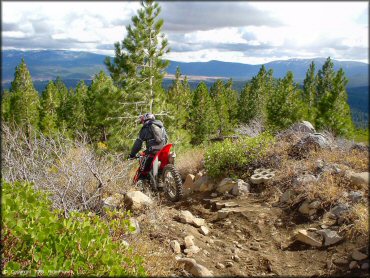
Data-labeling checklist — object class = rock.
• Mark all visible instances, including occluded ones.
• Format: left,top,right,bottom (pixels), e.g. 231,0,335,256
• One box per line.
361,262,369,270
124,191,153,211
210,192,218,198
308,209,317,216
217,209,229,220
295,229,322,247
322,212,337,226
316,229,343,246
176,210,205,228
330,204,349,218
348,191,363,203
309,200,321,209
231,179,250,196
129,218,141,234
352,250,368,261
194,176,213,192
232,255,241,262
224,202,239,208
216,263,225,269
225,260,234,267
183,174,195,192
184,235,195,248
290,121,316,133
333,258,348,265
280,189,294,203
203,249,210,256
349,261,359,270
122,240,129,247
170,240,181,254
199,226,210,236
184,245,201,254
290,133,330,158
177,258,213,277
215,202,225,210
103,193,124,208
293,174,317,188
348,172,369,188
299,200,310,215
194,172,203,182
216,178,237,193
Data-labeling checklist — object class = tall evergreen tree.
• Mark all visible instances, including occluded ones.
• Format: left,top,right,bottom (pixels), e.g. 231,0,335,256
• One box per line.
105,0,170,114
210,80,229,136
39,81,59,136
266,71,304,130
189,82,217,144
238,66,273,124
224,79,239,125
68,80,88,133
85,71,122,146
1,90,12,123
8,59,40,131
302,61,317,122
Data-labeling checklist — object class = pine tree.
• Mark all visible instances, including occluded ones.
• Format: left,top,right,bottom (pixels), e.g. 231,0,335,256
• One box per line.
85,71,122,145
39,81,59,136
302,62,317,122
53,77,70,131
8,59,40,131
105,0,170,114
266,71,304,130
224,79,239,126
238,66,273,124
68,80,88,133
1,89,12,123
210,80,230,136
189,82,217,144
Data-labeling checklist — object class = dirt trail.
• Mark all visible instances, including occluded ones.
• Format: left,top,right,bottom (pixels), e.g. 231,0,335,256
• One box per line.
135,190,366,277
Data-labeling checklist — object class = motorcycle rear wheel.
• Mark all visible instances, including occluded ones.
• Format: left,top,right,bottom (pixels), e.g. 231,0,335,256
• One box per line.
162,164,183,202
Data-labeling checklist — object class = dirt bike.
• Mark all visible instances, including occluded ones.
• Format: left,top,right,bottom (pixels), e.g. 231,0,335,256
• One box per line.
131,144,183,202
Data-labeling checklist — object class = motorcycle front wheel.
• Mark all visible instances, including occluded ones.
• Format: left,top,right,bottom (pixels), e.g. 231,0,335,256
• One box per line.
162,164,183,202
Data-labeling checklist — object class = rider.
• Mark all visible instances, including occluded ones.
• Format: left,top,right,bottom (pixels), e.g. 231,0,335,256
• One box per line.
128,113,168,173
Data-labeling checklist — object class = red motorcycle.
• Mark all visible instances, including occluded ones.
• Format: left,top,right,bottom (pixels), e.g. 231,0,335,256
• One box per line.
132,144,183,202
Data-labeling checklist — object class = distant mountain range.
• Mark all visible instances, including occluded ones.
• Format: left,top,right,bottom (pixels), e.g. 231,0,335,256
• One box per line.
2,50,368,87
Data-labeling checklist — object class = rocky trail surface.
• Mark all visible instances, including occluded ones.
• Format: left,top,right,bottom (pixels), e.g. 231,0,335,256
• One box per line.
106,121,369,277
134,190,365,277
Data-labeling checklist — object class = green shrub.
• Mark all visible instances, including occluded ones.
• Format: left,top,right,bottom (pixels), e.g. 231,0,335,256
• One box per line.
2,181,146,276
204,132,274,178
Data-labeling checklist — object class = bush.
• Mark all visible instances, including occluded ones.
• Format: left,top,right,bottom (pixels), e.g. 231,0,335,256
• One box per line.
205,132,274,178
2,181,146,276
176,146,205,179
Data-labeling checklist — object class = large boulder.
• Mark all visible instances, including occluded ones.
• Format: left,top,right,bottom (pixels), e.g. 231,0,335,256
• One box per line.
231,180,250,196
290,133,331,158
293,174,317,188
124,191,153,211
216,178,236,193
290,121,316,133
194,175,214,192
347,171,369,188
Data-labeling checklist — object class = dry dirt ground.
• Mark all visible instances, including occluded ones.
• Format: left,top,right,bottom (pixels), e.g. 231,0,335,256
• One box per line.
127,189,368,277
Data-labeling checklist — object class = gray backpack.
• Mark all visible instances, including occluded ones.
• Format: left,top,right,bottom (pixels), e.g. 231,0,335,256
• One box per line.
151,124,166,145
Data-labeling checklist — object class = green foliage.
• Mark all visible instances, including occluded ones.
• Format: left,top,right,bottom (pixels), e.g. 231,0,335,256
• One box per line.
39,81,59,136
238,66,273,124
314,58,354,137
105,0,170,113
8,59,40,130
2,180,146,276
204,132,274,178
266,71,305,131
189,82,218,144
302,61,317,122
353,128,369,144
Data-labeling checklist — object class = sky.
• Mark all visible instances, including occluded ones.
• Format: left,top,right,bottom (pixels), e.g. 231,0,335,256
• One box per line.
2,1,369,64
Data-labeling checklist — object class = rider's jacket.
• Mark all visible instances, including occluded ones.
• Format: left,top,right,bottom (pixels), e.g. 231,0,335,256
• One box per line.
130,120,168,157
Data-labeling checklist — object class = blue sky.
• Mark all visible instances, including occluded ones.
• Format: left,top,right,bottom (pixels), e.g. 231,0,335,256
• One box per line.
2,1,368,64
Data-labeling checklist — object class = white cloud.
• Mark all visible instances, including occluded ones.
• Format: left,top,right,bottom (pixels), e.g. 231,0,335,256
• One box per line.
2,1,368,64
